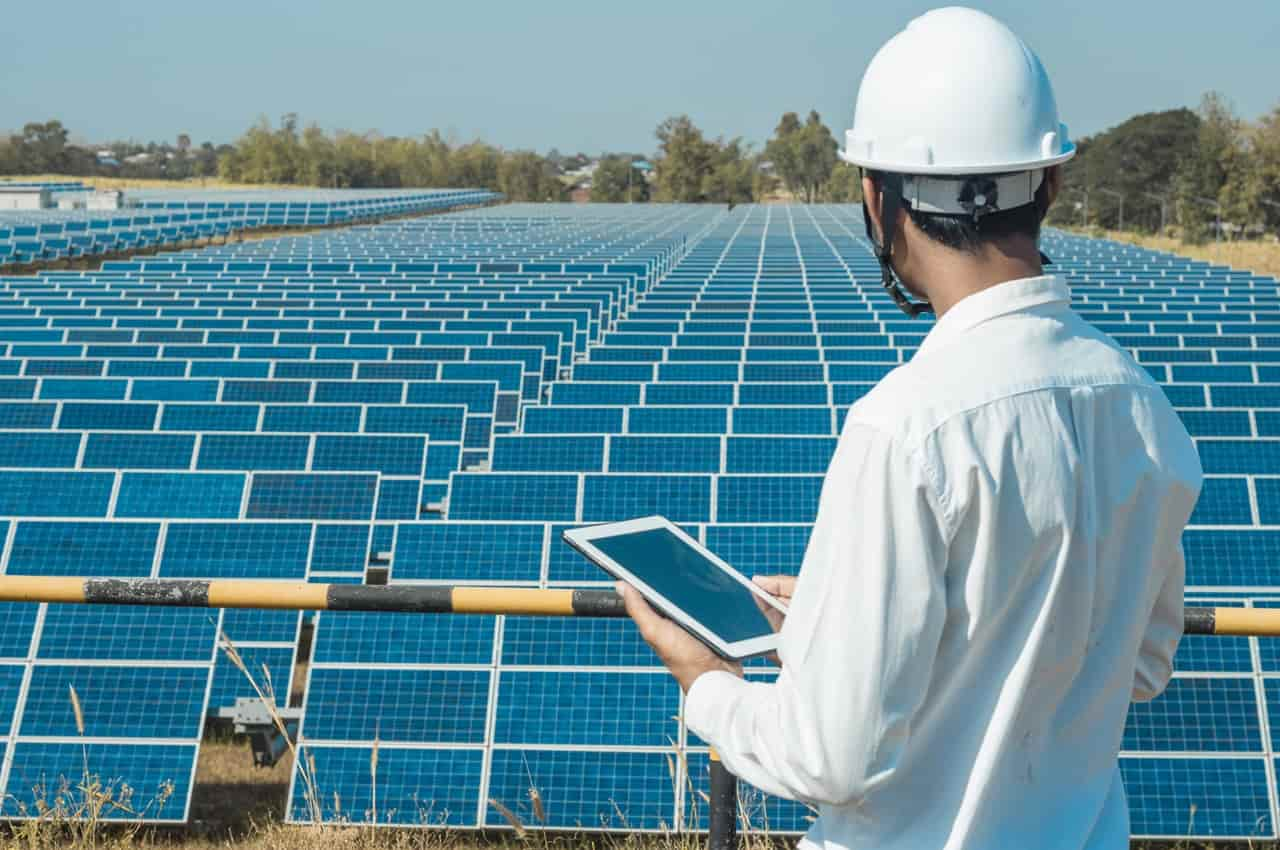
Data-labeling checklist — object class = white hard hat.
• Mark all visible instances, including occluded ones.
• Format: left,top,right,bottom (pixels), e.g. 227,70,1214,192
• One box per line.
839,6,1074,176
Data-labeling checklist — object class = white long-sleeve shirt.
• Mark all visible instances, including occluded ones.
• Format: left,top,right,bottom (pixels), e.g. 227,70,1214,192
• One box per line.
686,275,1203,850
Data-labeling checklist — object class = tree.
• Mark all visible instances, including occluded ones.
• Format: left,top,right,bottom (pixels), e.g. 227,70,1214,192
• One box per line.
10,120,71,173
1175,93,1237,242
821,162,862,202
1254,105,1280,234
652,115,758,203
499,151,564,201
765,112,803,198
219,114,306,183
1220,125,1265,239
1047,107,1201,232
653,116,718,202
702,141,755,204
591,156,649,202
765,110,839,202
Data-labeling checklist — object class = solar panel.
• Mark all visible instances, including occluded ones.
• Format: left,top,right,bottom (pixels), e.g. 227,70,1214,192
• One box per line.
2,203,1280,835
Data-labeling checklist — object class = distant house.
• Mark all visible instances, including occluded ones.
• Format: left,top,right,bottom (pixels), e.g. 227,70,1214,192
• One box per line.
568,179,592,203
0,186,50,210
563,161,599,182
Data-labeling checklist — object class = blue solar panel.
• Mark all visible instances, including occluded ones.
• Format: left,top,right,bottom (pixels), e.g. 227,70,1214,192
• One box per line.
1183,529,1280,586
0,470,114,516
20,665,208,737
606,435,719,473
448,473,578,521
261,405,362,433
492,435,605,472
115,473,245,519
724,436,835,473
717,475,823,523
288,745,482,826
365,405,466,440
197,434,310,471
1124,677,1261,751
394,522,544,582
581,474,711,523
58,401,158,431
486,748,675,830
82,433,197,469
1189,477,1253,526
0,603,38,658
37,605,216,661
6,520,158,576
1199,440,1280,474
1120,757,1271,838
496,670,678,747
159,522,311,578
2,742,197,822
704,525,810,578
501,616,656,667
523,406,624,435
245,473,377,521
302,668,489,743
316,611,495,665
732,406,833,435
0,431,80,467
160,403,259,432
629,406,728,435
219,608,301,644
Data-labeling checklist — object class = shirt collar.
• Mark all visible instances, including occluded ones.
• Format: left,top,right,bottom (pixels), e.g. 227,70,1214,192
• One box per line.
915,275,1070,357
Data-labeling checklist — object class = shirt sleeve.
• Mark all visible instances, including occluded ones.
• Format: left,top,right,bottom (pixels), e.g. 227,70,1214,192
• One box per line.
1131,541,1185,703
684,423,949,807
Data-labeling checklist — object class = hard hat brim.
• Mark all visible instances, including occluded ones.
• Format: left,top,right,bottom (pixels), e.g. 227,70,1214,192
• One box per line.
838,143,1076,176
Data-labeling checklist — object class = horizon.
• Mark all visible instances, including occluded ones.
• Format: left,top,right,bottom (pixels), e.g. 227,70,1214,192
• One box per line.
3,0,1278,155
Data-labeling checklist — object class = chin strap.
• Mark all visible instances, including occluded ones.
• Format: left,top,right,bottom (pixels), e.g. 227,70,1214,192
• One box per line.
862,171,934,318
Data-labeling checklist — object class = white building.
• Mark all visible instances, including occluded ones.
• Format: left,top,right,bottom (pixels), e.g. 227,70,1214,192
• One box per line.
0,186,50,210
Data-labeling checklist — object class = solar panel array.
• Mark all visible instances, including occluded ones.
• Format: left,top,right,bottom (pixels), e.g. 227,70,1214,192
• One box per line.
0,189,497,267
0,202,1278,840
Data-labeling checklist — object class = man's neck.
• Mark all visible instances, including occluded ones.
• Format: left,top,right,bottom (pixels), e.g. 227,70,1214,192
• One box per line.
922,237,1045,318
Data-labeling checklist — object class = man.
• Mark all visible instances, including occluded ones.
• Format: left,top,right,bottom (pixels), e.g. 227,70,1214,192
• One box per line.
619,7,1202,849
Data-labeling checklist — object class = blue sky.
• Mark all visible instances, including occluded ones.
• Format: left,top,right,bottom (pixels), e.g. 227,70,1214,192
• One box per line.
4,0,1277,153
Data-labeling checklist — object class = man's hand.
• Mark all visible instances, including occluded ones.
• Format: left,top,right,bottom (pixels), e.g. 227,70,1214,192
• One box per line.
749,574,797,666
617,581,741,692
751,574,797,633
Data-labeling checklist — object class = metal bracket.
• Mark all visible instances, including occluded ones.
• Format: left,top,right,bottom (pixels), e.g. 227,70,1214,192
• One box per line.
215,697,302,768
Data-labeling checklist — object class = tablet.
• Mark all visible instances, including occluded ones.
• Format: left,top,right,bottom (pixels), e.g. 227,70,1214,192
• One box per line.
562,515,785,660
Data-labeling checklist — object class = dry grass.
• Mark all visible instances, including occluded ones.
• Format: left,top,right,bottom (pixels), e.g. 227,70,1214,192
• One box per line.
1063,227,1280,280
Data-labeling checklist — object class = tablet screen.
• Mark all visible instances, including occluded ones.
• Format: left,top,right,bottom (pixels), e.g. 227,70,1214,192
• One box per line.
590,526,775,644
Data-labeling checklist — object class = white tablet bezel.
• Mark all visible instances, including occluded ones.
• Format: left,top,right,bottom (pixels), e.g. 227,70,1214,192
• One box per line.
562,515,786,661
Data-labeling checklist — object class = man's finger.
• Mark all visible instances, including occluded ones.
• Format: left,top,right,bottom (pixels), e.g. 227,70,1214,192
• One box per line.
752,575,779,594
618,582,664,643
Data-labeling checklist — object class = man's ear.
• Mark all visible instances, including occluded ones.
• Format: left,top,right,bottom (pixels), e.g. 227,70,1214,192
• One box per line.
1043,165,1061,208
862,175,883,243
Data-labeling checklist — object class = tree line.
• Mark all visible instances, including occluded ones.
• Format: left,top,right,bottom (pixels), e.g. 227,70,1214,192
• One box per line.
4,93,1279,243
0,111,862,205
1047,93,1280,243
0,120,227,181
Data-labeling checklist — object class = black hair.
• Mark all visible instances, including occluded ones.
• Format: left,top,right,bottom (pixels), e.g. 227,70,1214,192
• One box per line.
868,170,1049,255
